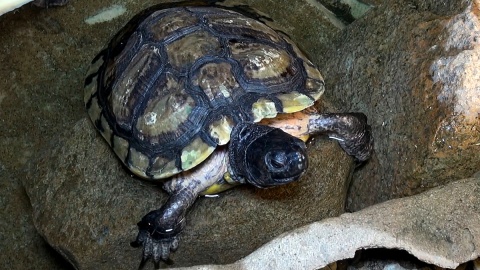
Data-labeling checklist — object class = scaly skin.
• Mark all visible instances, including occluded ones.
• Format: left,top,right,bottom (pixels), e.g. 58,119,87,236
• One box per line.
261,108,373,161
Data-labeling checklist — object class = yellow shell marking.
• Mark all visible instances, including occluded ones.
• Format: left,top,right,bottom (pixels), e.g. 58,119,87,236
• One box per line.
112,135,129,164
209,116,234,145
150,156,180,179
251,98,278,122
128,147,149,178
181,137,215,171
86,97,103,127
96,115,113,146
276,92,314,113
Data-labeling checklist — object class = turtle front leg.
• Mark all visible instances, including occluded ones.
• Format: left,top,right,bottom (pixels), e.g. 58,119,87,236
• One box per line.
309,113,373,162
131,148,229,269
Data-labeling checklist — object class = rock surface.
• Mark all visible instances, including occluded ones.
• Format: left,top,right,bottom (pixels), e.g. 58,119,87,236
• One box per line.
319,0,480,210
175,175,480,270
0,169,72,270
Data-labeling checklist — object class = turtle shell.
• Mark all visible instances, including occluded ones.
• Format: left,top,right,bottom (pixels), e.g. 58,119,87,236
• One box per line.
84,5,325,179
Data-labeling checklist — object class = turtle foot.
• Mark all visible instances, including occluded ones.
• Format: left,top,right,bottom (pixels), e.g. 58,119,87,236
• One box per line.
131,208,185,269
131,229,178,269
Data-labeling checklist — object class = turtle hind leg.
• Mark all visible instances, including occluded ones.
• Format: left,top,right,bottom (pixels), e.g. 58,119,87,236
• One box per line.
132,148,229,268
308,113,374,162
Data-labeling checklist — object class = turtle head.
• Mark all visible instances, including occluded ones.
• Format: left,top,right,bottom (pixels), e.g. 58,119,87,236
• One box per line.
229,122,308,188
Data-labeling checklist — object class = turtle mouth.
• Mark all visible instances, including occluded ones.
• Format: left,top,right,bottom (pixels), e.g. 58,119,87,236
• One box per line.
245,148,307,188
260,150,307,185
262,171,306,186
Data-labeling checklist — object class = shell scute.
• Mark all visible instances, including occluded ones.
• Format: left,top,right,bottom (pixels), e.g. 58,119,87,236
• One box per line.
109,43,165,130
165,30,222,70
208,116,235,145
230,42,294,83
192,62,239,103
135,73,195,142
204,11,281,44
180,137,216,171
145,9,200,43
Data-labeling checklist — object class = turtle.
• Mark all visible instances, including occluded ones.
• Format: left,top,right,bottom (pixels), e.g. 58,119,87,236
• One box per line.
84,1,373,268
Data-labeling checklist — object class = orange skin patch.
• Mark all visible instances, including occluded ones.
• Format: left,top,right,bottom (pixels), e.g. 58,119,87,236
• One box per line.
259,108,317,142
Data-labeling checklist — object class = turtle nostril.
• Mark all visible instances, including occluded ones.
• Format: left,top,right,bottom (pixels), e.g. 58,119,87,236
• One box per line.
267,152,287,169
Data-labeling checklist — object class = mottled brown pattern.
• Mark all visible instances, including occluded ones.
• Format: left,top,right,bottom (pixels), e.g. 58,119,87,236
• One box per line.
166,30,222,70
230,42,293,82
147,9,200,42
193,62,239,102
110,44,163,129
136,74,194,140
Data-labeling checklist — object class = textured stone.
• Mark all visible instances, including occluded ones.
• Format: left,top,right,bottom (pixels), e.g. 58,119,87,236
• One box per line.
317,0,374,21
175,176,480,270
319,0,480,210
0,169,72,270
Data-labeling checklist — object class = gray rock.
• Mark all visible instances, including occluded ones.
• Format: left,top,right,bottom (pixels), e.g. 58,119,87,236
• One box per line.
0,169,71,270
24,118,354,269
319,0,480,210
175,176,480,270
355,0,383,7
317,0,374,20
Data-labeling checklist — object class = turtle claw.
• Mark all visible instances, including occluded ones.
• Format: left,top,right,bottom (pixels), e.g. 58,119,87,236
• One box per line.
132,229,179,269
